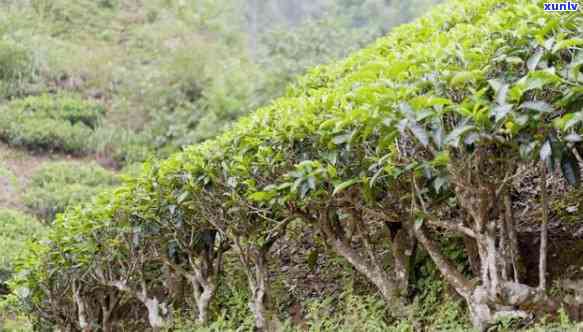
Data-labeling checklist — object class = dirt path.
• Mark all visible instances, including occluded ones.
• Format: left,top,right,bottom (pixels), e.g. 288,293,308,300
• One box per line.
0,142,100,210
0,143,52,210
0,142,114,211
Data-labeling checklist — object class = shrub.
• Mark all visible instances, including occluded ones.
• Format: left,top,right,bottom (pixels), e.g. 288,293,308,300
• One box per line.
0,38,34,99
0,209,43,331
0,209,44,291
3,118,91,153
89,126,154,166
23,161,119,221
10,1,583,331
0,94,105,154
6,93,104,129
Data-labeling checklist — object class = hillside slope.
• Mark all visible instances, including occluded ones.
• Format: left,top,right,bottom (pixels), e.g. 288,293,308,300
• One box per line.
5,0,583,331
0,1,446,330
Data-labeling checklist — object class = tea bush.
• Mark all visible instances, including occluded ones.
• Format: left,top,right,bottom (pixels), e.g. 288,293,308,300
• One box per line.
9,1,583,331
89,126,154,166
0,38,34,99
0,94,105,154
23,161,118,221
0,209,44,291
0,209,43,332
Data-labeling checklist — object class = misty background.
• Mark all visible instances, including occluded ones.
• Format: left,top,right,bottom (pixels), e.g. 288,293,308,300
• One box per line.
0,0,442,162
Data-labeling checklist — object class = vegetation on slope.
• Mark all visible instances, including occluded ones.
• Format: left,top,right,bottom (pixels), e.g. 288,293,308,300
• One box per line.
0,0,440,167
5,0,583,331
0,1,454,330
0,209,44,331
0,209,45,293
23,161,119,222
0,95,105,154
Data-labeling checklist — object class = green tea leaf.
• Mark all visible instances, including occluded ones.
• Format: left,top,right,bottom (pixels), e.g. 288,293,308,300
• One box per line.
552,38,583,53
332,179,361,196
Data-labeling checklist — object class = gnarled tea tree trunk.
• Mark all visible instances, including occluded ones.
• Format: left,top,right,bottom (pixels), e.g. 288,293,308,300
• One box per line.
244,246,280,332
387,217,417,296
297,201,411,315
95,265,169,331
162,229,228,325
414,222,548,331
163,262,219,325
413,152,553,331
110,280,168,332
318,208,400,304
97,288,124,332
72,282,91,332
208,213,291,332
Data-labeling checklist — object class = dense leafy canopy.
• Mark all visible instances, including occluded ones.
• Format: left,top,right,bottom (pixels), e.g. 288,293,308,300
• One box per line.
0,209,44,291
8,0,583,331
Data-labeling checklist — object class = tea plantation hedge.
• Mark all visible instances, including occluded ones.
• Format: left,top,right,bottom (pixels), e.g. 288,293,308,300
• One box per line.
8,1,583,331
0,94,105,154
